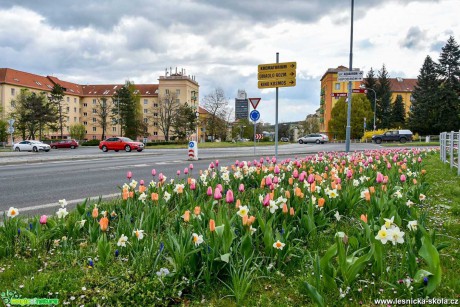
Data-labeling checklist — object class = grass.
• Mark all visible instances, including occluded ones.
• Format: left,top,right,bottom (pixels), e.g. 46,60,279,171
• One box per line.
0,153,459,306
380,142,440,147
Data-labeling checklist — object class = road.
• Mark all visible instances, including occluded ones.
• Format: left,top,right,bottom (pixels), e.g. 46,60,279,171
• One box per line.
0,143,381,216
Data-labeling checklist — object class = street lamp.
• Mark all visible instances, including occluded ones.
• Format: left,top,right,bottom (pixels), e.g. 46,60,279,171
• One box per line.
361,86,377,131
195,110,199,143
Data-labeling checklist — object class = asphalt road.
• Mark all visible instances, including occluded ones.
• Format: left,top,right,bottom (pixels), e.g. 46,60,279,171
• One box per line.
0,143,381,217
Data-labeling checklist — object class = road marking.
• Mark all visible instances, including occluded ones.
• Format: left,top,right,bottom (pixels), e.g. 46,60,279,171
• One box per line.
0,193,120,215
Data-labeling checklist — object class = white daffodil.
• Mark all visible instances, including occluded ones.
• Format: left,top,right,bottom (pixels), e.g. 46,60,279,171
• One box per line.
133,229,145,240
56,208,68,219
334,211,341,221
192,233,204,247
7,207,19,218
250,226,257,235
384,216,395,229
419,194,426,201
122,183,130,190
163,192,171,202
328,189,339,199
237,206,249,217
406,200,414,207
258,194,264,203
59,199,68,208
173,184,185,194
389,226,405,245
353,179,360,187
269,201,279,214
273,240,285,250
393,190,403,198
129,179,138,189
149,180,156,187
77,219,86,229
407,220,418,231
138,192,147,203
375,226,392,244
117,234,128,247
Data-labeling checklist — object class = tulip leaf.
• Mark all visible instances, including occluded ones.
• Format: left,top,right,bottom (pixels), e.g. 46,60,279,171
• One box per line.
220,253,230,263
302,281,325,307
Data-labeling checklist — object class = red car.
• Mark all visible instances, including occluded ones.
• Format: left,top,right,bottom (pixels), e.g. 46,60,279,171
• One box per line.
99,137,144,152
50,139,79,149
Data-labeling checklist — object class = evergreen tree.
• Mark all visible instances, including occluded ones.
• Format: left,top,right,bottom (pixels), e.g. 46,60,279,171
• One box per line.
408,55,439,135
376,64,393,129
363,67,378,112
390,95,406,128
112,81,143,140
171,103,197,141
436,36,460,132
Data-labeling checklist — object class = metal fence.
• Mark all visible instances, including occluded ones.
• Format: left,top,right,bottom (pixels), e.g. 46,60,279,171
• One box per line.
440,131,460,176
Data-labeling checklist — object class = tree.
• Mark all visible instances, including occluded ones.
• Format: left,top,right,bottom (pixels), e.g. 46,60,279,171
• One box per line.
112,81,144,140
48,84,66,139
155,92,180,141
408,55,439,135
0,120,7,145
70,123,86,141
375,64,393,129
171,103,197,141
329,95,373,140
299,115,320,135
390,95,406,128
95,97,111,140
363,67,378,113
435,36,460,132
202,88,230,141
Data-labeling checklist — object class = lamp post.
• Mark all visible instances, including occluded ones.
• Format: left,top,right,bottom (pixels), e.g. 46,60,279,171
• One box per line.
195,110,199,143
362,86,377,131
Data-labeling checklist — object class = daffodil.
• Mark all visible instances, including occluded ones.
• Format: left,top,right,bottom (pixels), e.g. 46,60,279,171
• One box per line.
375,226,392,244
250,226,257,235
389,226,405,245
156,268,170,277
56,208,68,219
334,211,341,221
268,201,278,214
129,179,138,189
419,194,426,201
407,220,418,231
384,216,394,229
273,240,285,250
138,192,147,203
59,199,68,208
7,207,19,218
117,234,128,247
237,206,249,217
133,229,145,240
192,233,204,247
163,192,171,202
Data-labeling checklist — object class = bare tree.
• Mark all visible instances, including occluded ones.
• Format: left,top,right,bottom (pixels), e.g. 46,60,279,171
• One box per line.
95,97,112,140
202,88,230,141
154,92,180,141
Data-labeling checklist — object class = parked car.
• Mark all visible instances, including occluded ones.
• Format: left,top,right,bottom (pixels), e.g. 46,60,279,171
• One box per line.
280,137,290,142
298,133,329,144
13,140,51,152
99,137,144,152
372,129,413,144
50,139,79,149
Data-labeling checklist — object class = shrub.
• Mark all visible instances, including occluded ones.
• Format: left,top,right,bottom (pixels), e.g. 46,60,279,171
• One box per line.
81,139,101,146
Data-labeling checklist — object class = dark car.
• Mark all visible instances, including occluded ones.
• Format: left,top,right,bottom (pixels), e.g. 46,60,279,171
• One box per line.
99,137,144,152
372,129,413,144
280,137,290,142
50,139,79,149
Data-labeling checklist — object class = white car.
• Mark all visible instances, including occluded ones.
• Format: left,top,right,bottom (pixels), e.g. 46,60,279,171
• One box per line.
13,140,51,152
298,133,329,144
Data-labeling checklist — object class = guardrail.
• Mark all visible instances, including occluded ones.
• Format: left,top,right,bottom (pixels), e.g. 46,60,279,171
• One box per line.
440,131,460,175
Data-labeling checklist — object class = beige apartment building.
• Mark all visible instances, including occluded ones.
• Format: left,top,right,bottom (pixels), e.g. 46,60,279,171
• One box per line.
0,67,203,143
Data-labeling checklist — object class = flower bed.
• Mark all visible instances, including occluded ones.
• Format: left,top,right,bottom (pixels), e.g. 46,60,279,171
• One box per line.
1,148,450,305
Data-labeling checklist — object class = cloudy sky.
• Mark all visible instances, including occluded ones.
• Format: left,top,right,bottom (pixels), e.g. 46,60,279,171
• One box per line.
0,0,458,124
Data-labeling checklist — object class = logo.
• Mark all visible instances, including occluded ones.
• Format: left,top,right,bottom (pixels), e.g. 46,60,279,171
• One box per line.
1,290,59,306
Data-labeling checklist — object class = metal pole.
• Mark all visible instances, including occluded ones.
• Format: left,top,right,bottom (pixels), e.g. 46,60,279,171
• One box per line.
117,97,120,136
253,121,256,156
275,52,279,161
345,0,354,153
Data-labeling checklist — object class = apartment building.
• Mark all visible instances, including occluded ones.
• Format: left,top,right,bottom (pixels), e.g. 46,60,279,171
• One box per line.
0,67,202,142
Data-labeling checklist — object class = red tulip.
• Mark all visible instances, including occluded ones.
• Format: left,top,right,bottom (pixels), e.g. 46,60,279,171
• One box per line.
39,215,47,225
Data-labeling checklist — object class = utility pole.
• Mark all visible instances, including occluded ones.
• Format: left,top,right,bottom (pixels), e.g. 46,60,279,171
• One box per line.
345,0,354,152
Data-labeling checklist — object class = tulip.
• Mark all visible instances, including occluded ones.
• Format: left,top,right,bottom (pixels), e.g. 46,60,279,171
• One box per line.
274,165,280,174
369,186,375,194
400,174,406,182
236,199,241,208
184,168,189,175
176,170,181,176
214,189,222,200
207,186,213,196
209,219,216,232
242,215,248,226
307,174,315,184
346,169,353,179
39,215,47,225
248,215,256,225
129,191,134,198
413,178,417,185
140,180,144,186
139,185,146,193
293,169,299,179
182,210,190,222
273,176,279,184
209,162,215,169
226,190,234,203
260,178,266,188
282,203,288,214
92,207,99,218
299,172,305,182
376,172,384,183
238,183,245,192
99,216,109,232
285,190,291,198
122,190,129,200
265,176,272,186
263,194,270,207
364,191,370,202
189,163,194,170
127,171,132,179
151,193,159,201
360,214,368,223
310,181,316,193
194,206,201,216
318,198,325,207
289,207,295,216
151,169,156,176
190,181,196,190
288,178,294,185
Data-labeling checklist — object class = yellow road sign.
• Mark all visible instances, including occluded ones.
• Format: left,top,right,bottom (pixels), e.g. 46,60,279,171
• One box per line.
258,69,296,80
258,78,296,89
258,62,296,73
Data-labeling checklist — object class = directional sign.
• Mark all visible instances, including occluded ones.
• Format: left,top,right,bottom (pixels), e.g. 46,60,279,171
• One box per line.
8,119,15,126
258,78,296,89
353,88,367,93
258,70,295,80
337,71,364,82
258,62,296,72
248,98,261,109
331,89,367,97
249,110,260,122
255,134,263,140
331,92,348,98
188,141,195,148
8,127,14,134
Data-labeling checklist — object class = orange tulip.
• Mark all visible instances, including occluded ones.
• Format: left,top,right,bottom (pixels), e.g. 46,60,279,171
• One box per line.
310,181,316,193
129,191,134,198
421,169,426,175
360,214,368,223
122,190,129,200
99,216,109,231
318,197,325,207
194,206,201,216
413,178,417,185
182,210,190,222
322,172,328,179
235,199,241,209
288,177,294,185
269,191,274,200
369,186,375,194
289,207,295,216
248,215,256,225
151,193,159,201
242,215,248,226
187,177,192,185
337,184,342,191
381,184,387,192
260,178,266,188
139,185,146,193
209,219,216,232
92,207,99,218
285,190,291,199
282,203,288,214
295,187,302,197
364,191,370,202
331,181,337,190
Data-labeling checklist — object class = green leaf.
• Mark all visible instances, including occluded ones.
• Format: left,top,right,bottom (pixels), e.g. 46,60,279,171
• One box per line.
220,253,230,263
414,269,433,284
302,282,325,307
419,234,442,294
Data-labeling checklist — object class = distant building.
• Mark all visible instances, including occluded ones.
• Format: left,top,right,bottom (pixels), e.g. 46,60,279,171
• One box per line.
235,89,249,120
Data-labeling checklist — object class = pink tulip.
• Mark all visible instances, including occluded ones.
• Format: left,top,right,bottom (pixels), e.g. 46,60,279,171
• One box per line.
39,215,47,225
263,194,270,207
177,170,181,176
159,173,164,182
335,177,342,184
214,188,222,200
271,157,276,164
239,183,245,192
189,163,194,170
273,176,279,184
376,172,384,183
127,171,132,180
260,157,264,164
151,169,156,176
274,165,280,174
269,184,275,191
226,190,234,203
140,180,144,186
299,172,305,182
307,174,315,184
215,160,219,167
235,160,239,166
247,162,251,166
184,168,189,175
209,162,215,169
207,186,213,196
346,169,353,179
400,174,406,182
265,176,272,186
293,169,299,179
387,162,392,169
418,157,422,163
190,181,196,190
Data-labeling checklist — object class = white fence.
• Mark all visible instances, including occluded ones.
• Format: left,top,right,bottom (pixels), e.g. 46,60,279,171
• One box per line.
440,131,460,176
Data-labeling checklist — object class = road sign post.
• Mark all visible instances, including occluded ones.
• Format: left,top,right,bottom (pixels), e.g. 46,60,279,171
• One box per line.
188,141,198,161
249,110,260,156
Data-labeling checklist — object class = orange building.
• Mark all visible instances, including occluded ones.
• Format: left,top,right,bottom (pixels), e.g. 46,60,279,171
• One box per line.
319,66,417,133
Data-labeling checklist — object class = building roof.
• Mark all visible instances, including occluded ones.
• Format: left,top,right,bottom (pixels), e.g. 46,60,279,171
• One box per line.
389,77,417,93
81,84,159,97
0,68,57,93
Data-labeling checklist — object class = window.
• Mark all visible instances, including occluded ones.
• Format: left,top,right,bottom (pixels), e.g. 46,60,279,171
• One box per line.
93,118,96,123
153,132,158,136
335,83,341,90
143,118,148,123
144,127,148,133
11,101,16,108
92,109,97,114
92,135,97,140
93,99,97,105
165,89,170,95
11,88,15,96
144,99,148,104
67,97,70,102
74,117,77,122
153,112,158,117
74,107,77,112
176,99,180,104
83,121,88,125
144,109,148,114
176,89,180,96
92,127,97,132
66,127,70,132
83,112,88,116
83,103,88,107
154,103,158,107
74,98,77,103
66,116,70,121
153,122,158,126
66,107,70,112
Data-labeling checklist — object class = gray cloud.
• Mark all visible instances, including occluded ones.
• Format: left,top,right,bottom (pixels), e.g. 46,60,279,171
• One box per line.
400,26,427,49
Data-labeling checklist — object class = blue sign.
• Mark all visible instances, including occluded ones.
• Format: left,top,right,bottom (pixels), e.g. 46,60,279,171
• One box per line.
249,110,260,122
189,141,195,148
